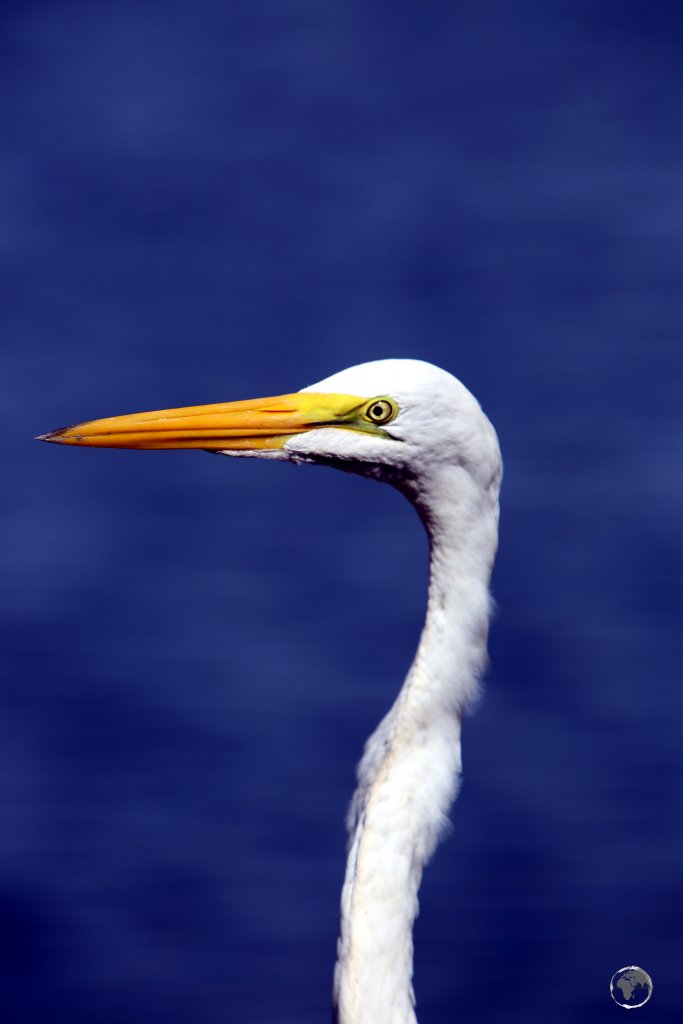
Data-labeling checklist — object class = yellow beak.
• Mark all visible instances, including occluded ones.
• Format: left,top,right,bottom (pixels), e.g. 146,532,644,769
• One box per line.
36,392,369,451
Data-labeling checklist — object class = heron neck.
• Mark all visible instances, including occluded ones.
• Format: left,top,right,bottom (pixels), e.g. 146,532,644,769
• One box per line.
334,464,500,1024
411,464,499,711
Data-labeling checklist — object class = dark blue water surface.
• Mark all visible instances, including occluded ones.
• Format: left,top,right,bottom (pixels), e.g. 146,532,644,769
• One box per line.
2,2,682,1022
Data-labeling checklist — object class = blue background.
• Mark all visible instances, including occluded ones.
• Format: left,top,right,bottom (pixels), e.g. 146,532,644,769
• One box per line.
2,2,682,1021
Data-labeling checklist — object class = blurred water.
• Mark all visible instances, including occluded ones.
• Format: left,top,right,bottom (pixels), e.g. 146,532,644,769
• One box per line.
1,2,682,1022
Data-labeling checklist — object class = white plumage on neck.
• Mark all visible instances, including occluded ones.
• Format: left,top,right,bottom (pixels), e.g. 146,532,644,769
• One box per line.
334,458,500,1024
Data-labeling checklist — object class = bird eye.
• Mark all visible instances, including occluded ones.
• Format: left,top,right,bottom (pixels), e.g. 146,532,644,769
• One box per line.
365,398,396,425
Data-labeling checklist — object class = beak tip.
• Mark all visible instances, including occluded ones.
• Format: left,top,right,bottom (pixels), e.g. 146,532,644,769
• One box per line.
36,426,73,443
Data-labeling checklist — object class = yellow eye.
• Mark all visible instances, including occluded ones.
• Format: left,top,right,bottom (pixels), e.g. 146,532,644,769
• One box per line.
364,398,396,425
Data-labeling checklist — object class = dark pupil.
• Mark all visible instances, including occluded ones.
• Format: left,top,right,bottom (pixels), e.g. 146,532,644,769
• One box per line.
372,403,386,420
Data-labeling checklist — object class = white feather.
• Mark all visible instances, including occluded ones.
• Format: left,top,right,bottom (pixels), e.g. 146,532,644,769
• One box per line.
293,361,501,1023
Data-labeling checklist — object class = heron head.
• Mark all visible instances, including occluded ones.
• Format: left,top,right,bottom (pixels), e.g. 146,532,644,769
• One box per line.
37,358,500,494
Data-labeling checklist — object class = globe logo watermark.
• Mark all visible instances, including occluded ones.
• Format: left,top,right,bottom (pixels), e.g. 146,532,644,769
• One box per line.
610,966,653,1009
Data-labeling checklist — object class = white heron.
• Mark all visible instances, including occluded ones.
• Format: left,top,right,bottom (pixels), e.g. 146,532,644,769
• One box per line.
39,358,502,1024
